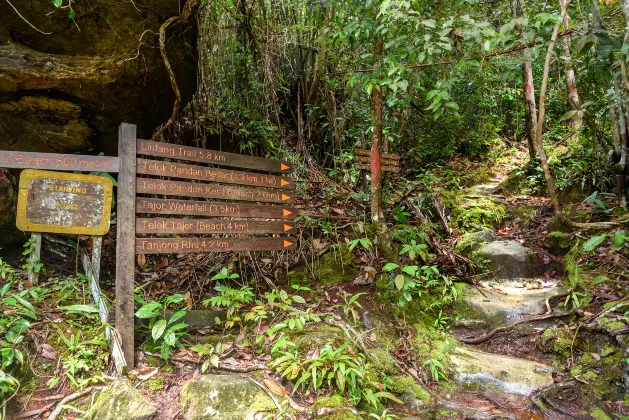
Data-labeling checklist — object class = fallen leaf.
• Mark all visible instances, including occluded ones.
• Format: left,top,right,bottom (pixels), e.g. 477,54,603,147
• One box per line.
40,344,57,360
137,367,159,381
590,352,601,362
263,379,286,396
137,254,146,268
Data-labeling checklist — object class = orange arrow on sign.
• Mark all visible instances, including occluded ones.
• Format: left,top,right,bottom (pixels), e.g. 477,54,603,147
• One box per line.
283,240,293,248
280,179,290,186
284,224,293,232
280,163,290,171
282,209,293,217
281,193,291,201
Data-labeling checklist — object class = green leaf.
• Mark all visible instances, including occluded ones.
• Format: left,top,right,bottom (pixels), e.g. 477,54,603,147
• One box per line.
582,235,607,252
382,263,399,272
394,274,405,290
560,110,578,122
68,9,75,19
60,304,99,314
292,295,306,304
611,230,629,251
168,310,187,325
209,354,219,368
135,302,162,318
164,332,176,346
152,319,167,340
52,0,62,7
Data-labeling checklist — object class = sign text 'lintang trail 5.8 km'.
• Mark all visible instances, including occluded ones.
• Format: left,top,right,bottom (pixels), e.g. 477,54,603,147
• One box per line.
137,139,293,173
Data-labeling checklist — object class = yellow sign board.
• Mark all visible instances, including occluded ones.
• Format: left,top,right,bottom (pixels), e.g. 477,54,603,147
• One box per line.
17,169,113,235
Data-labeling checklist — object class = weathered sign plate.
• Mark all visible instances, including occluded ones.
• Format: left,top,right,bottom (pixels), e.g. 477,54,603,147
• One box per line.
354,156,400,166
355,163,400,173
354,149,400,161
0,151,119,172
136,237,296,254
137,139,293,173
137,159,293,189
136,218,295,234
136,178,293,203
17,169,113,235
136,198,296,219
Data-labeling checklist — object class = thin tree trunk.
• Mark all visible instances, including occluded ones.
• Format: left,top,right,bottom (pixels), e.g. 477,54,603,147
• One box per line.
535,7,565,215
370,34,393,255
514,0,538,160
558,0,582,134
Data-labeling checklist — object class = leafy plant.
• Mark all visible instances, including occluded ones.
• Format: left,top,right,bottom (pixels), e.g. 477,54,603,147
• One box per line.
135,294,189,359
400,240,430,262
423,358,446,382
382,263,457,308
0,259,14,280
22,236,44,274
348,238,372,252
392,205,411,225
190,343,221,373
332,292,366,325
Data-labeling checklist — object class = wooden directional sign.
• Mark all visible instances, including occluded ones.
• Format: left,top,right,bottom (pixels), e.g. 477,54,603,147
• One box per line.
136,198,296,219
354,156,400,166
354,149,400,161
0,150,119,172
136,237,296,254
137,159,293,189
355,163,400,173
16,169,113,235
136,218,295,235
136,178,293,204
137,139,293,173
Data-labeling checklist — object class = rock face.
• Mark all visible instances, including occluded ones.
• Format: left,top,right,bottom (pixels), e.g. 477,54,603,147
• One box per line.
0,0,196,154
180,374,287,420
476,240,545,279
0,169,22,247
87,378,156,420
450,346,554,396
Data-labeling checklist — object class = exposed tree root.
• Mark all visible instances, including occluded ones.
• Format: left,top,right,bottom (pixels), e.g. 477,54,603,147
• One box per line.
48,386,103,420
152,0,203,140
531,381,588,419
459,311,574,345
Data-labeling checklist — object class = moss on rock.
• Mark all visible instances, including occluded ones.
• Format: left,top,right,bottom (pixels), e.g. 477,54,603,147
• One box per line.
180,374,288,420
539,327,574,357
87,378,156,420
455,230,495,256
440,190,506,233
287,325,344,353
312,395,360,420
546,231,574,251
314,246,359,285
590,407,612,420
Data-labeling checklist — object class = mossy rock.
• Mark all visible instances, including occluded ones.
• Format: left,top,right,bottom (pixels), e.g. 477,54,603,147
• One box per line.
141,378,165,391
455,229,495,256
197,333,236,347
366,348,398,376
287,325,344,353
508,205,539,228
87,378,156,420
590,407,613,420
539,327,574,357
546,231,574,251
313,395,360,419
390,375,431,413
440,190,507,233
313,246,359,286
180,374,288,419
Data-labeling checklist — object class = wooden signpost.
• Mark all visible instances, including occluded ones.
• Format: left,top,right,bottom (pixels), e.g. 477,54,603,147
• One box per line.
0,123,299,374
354,149,401,174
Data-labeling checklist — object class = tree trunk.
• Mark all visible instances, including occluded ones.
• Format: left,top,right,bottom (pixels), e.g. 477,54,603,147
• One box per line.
535,6,564,215
514,0,538,160
558,0,582,134
370,35,393,256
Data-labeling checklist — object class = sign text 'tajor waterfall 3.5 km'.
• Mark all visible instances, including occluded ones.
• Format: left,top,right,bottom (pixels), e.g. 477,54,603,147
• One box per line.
134,138,297,254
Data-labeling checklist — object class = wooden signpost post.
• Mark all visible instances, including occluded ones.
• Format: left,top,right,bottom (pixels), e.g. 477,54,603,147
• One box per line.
115,123,297,368
0,122,298,374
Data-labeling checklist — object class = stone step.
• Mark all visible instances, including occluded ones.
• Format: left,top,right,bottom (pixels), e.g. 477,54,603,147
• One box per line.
450,346,554,397
476,240,548,279
458,279,564,326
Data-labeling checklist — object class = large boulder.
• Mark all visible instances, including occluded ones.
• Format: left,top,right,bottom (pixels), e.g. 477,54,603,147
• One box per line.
0,0,196,154
476,240,545,279
87,378,156,420
180,374,288,420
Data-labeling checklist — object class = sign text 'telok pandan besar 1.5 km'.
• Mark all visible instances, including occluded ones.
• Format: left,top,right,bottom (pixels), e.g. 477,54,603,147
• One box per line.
134,138,297,254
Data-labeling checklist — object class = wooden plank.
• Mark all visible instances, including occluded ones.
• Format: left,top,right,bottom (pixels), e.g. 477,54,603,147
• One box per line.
136,178,294,204
355,163,400,173
136,237,297,254
108,309,227,327
354,149,399,160
137,159,293,189
136,198,297,219
16,170,113,235
137,139,293,173
354,156,400,166
82,247,127,375
27,233,41,285
116,123,137,368
136,218,296,235
0,150,119,172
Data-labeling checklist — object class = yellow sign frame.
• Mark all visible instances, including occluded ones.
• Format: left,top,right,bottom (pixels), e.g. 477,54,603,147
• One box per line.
17,169,113,235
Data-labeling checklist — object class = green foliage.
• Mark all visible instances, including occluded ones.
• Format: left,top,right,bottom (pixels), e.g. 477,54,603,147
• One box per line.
0,259,14,280
382,263,457,308
135,294,189,360
332,292,366,325
271,341,401,408
22,236,44,275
